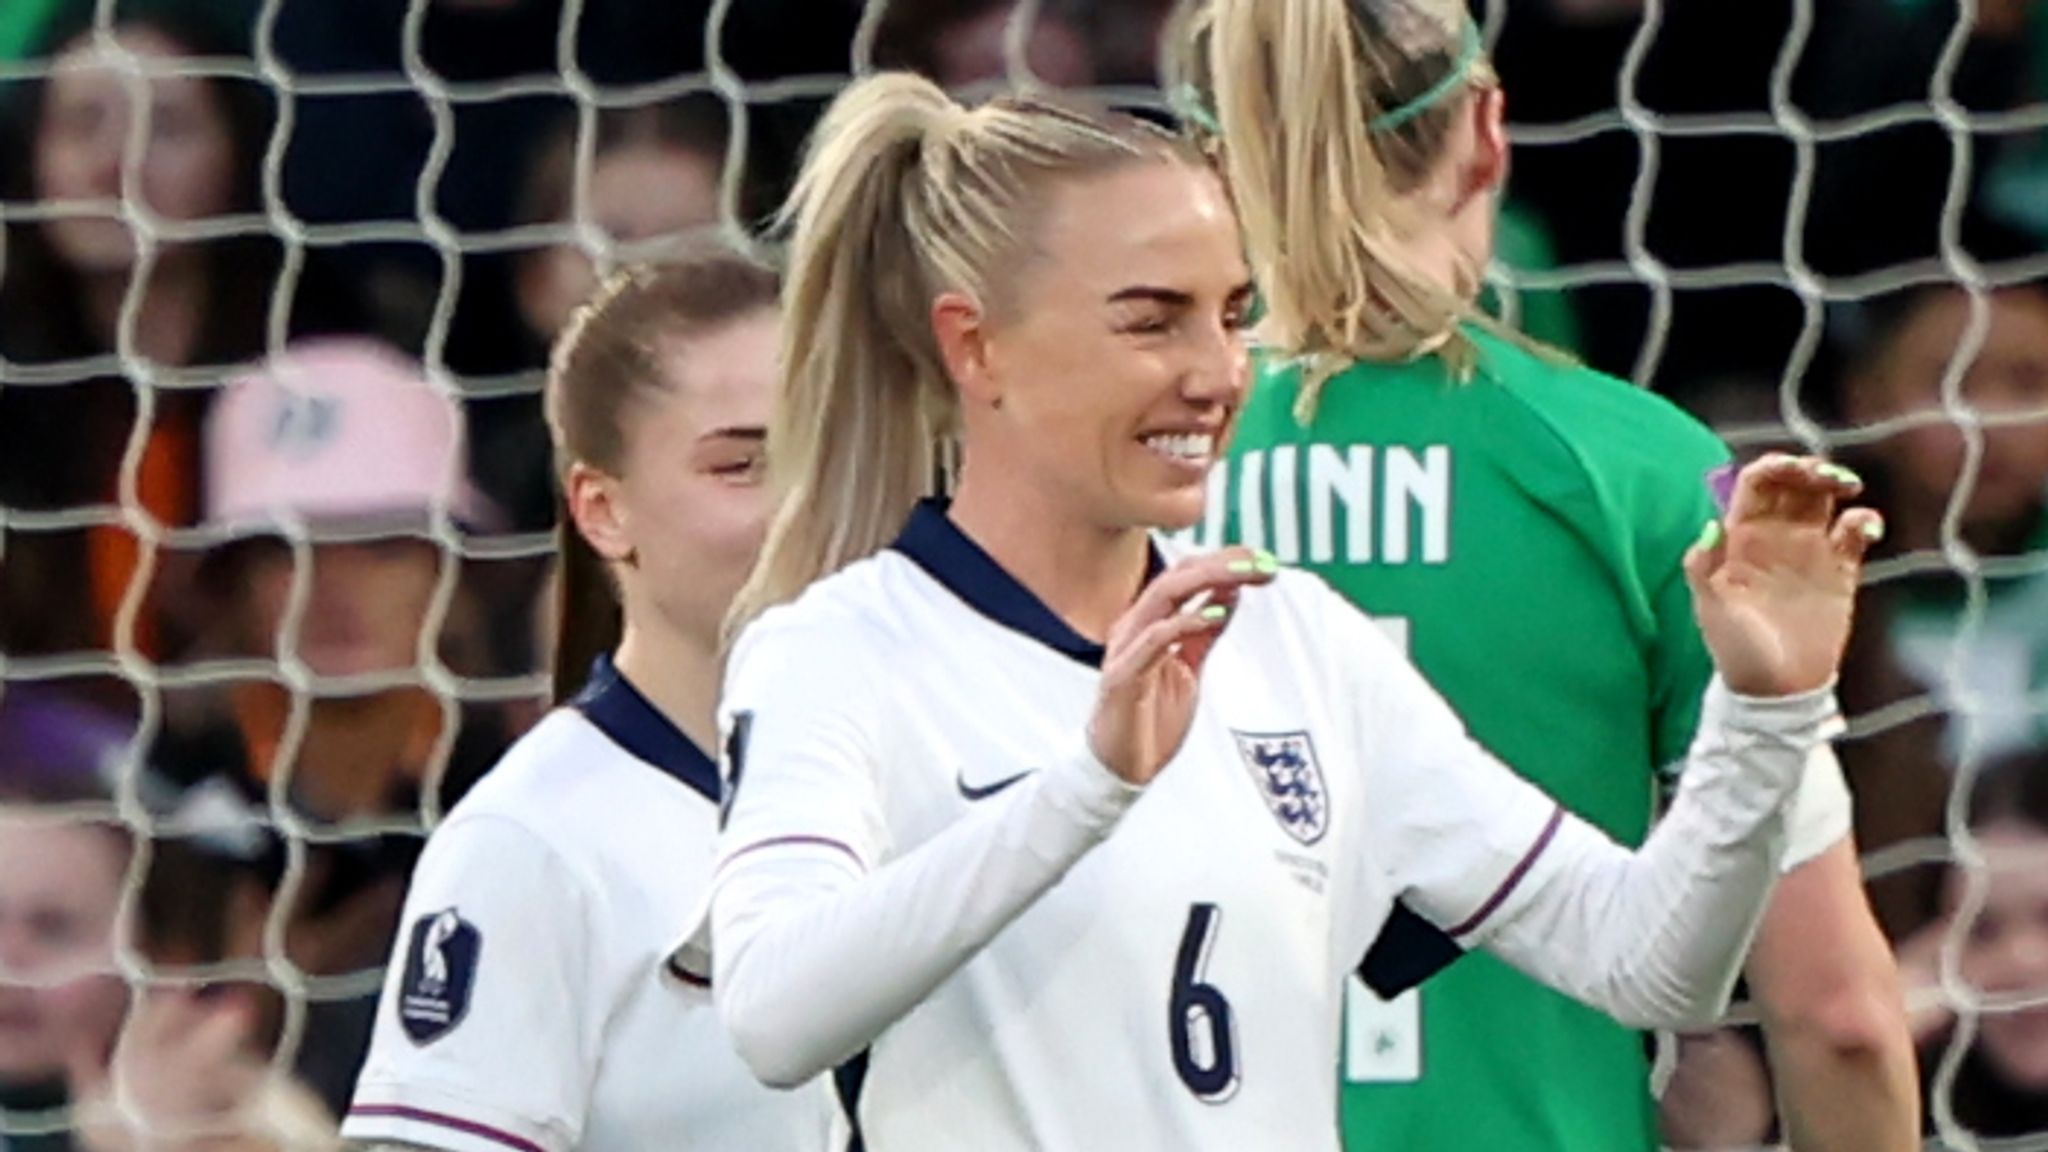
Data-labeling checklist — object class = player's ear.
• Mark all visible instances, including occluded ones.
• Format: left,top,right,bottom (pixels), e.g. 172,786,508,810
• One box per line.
565,461,633,565
1463,86,1509,202
933,291,1000,409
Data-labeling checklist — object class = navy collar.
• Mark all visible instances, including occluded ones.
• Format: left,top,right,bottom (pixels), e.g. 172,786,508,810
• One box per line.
571,654,720,803
889,499,1165,669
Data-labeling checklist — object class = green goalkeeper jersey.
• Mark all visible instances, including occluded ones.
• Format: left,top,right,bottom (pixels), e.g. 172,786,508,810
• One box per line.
1207,326,1729,1152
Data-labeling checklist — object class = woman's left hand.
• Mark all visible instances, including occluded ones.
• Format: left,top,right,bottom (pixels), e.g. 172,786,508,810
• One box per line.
1686,454,1884,698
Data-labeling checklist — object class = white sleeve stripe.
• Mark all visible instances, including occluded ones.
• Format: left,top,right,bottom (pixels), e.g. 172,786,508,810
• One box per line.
347,1105,547,1152
717,834,867,877
1447,804,1565,938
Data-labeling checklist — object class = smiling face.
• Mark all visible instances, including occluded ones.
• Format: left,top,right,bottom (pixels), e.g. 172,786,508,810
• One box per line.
946,159,1253,533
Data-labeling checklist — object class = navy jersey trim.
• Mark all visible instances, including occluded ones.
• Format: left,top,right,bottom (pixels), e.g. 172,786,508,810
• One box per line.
571,654,720,803
890,498,1165,669
1357,900,1465,999
835,1049,871,1152
665,954,711,988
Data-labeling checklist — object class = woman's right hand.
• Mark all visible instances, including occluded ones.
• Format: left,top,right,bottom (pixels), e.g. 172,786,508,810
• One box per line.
1089,547,1279,786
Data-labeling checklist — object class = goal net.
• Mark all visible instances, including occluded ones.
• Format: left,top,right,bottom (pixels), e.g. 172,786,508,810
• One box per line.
1,0,2043,1149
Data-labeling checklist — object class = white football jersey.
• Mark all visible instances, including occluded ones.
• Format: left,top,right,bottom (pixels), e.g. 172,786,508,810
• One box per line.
342,656,834,1152
680,502,1837,1151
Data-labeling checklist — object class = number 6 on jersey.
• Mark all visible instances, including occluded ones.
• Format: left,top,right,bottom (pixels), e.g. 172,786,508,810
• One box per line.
1170,902,1240,1102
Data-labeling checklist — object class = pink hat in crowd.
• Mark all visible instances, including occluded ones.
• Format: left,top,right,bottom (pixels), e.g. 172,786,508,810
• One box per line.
204,338,498,537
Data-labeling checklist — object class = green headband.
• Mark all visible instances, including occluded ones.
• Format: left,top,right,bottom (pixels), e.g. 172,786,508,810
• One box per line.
1368,17,1485,133
1170,82,1221,138
1172,16,1483,140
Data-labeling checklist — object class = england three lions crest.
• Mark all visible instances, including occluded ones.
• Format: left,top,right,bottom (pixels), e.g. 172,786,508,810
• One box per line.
1233,731,1329,845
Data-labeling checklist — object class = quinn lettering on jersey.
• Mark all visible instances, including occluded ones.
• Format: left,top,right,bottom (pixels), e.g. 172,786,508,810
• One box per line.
1191,445,1454,565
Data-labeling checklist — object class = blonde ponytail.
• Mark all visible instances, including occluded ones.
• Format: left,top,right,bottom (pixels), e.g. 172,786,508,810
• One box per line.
726,75,959,648
726,74,1196,645
1180,0,1498,421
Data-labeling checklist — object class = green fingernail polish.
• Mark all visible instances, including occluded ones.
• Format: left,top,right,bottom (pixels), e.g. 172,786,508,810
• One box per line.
1861,518,1885,542
1200,604,1229,622
1228,559,1256,574
1254,550,1280,574
1821,463,1863,486
1699,519,1724,549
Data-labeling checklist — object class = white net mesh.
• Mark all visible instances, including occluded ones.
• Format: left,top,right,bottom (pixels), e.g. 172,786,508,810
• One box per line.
1,0,2046,1148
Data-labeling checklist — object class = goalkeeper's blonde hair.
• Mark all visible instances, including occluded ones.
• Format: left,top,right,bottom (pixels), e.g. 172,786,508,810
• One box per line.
725,72,1200,645
1171,0,1501,420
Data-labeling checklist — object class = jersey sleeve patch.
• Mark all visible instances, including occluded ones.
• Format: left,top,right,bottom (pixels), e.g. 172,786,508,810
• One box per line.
399,908,483,1045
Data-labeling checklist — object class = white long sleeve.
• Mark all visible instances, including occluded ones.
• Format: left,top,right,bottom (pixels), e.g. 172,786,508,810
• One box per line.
708,751,1138,1088
1780,740,1853,872
1474,680,1838,1029
688,571,1844,1099
669,607,1142,1089
1335,586,1839,1032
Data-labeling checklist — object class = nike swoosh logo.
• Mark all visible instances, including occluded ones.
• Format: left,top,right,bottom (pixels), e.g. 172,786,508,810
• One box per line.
957,769,1034,801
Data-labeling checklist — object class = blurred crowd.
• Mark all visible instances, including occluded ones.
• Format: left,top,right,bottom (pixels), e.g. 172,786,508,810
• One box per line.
0,0,2046,1148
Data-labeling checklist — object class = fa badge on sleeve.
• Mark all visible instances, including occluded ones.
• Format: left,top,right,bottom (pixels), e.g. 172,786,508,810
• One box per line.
399,908,481,1045
1232,731,1329,846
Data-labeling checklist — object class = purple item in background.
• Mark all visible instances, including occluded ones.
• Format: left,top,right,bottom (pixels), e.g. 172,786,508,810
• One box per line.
1707,462,1739,515
0,685,132,800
